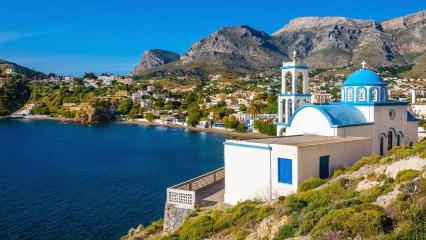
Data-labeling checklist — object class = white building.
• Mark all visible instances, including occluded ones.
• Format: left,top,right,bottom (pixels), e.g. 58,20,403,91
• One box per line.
224,57,418,205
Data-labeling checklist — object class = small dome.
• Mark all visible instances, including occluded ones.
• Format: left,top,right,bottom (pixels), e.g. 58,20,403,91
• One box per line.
342,68,387,87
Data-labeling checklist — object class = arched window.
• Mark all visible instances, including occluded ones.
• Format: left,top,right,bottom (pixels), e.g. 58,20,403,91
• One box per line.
347,88,354,102
381,90,386,102
380,137,384,156
371,88,378,102
357,88,366,101
284,72,292,94
397,134,401,146
388,130,393,150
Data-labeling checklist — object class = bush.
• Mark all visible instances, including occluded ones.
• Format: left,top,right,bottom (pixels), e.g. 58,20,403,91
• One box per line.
253,120,276,136
395,170,421,184
144,112,154,122
387,146,414,161
359,186,384,203
298,207,328,235
273,220,299,240
311,207,388,239
178,201,272,240
331,167,348,178
144,219,164,235
298,177,327,192
350,154,381,172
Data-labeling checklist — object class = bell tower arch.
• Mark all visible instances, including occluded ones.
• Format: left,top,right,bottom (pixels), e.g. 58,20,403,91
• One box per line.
277,51,311,136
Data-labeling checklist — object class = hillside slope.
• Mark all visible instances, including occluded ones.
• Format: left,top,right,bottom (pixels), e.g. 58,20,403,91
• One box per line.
0,59,45,78
122,140,426,240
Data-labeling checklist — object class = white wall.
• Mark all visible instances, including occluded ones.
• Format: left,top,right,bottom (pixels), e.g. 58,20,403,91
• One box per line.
296,139,371,185
286,107,335,136
270,145,298,197
224,142,272,205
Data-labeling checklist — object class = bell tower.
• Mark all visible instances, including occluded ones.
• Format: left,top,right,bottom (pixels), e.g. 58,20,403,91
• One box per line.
277,51,311,136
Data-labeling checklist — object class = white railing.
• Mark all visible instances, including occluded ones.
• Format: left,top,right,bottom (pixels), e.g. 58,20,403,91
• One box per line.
166,167,225,209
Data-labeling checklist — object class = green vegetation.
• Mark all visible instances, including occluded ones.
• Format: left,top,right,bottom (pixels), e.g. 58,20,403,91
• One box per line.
311,205,390,239
273,220,298,240
253,120,276,136
350,154,381,172
395,170,421,184
117,99,133,115
378,65,413,76
0,77,31,115
224,115,245,132
175,201,272,240
298,177,327,192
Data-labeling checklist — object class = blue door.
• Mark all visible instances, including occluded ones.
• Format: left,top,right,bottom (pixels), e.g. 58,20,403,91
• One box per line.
319,156,330,179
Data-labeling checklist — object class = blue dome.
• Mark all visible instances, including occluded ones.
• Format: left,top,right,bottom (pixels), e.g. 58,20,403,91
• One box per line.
342,68,387,87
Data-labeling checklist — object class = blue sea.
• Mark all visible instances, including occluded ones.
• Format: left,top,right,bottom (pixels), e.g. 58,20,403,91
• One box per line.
0,120,224,240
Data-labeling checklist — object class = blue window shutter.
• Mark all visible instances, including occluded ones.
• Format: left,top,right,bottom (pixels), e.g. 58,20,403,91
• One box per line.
278,158,292,184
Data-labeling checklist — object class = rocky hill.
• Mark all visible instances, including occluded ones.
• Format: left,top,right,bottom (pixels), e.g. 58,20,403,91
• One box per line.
133,49,180,73
122,140,426,240
133,10,426,75
0,59,45,78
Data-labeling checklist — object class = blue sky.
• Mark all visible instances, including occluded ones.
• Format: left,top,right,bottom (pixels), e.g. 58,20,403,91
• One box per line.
1,0,425,75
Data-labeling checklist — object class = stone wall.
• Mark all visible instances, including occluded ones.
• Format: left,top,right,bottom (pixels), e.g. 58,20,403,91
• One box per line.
163,203,193,233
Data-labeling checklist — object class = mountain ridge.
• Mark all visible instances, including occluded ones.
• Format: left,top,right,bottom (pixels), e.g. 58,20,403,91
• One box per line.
133,10,426,75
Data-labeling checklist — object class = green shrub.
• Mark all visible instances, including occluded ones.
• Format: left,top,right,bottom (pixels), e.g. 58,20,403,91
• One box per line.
298,177,327,192
331,167,348,178
359,186,384,203
253,120,276,136
298,207,328,235
311,207,388,239
234,229,249,240
178,214,217,240
350,154,381,172
144,219,164,235
272,220,299,240
387,146,414,161
282,194,308,214
395,170,421,184
178,201,272,240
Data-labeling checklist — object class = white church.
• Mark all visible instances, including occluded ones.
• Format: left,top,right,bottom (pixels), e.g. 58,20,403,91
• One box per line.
224,53,418,205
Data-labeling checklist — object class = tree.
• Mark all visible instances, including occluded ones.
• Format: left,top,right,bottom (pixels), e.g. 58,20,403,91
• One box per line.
0,78,31,115
117,99,133,115
187,112,201,127
254,120,277,136
83,72,97,79
32,102,50,115
238,104,247,112
127,107,141,119
144,112,154,122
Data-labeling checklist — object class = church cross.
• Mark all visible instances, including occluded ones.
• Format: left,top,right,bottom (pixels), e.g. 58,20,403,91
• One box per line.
361,60,367,68
292,50,297,60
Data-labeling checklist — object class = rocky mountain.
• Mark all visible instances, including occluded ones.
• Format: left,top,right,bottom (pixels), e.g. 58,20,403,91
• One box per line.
133,49,180,73
272,17,404,69
0,59,45,78
180,25,286,70
382,10,426,56
133,10,426,75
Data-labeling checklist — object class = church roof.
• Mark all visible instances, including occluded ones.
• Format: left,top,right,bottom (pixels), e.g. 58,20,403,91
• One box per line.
342,68,387,87
288,104,370,128
407,111,418,122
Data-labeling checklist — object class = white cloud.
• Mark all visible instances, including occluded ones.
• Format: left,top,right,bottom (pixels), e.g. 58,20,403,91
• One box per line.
0,32,38,43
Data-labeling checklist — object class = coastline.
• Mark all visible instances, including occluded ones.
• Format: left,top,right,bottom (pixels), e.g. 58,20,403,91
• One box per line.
122,119,267,139
3,115,267,139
